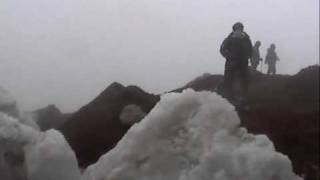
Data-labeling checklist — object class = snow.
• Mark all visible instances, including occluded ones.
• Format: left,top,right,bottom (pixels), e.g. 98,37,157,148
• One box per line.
0,88,81,180
82,89,302,180
0,113,31,180
0,87,38,130
120,104,146,125
0,113,80,180
0,89,80,180
25,130,81,180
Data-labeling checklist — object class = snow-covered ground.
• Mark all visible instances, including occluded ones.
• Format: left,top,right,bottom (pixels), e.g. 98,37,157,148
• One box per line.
0,88,302,180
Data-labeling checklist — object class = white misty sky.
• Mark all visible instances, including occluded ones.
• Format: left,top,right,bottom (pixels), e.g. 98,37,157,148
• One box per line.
0,0,319,112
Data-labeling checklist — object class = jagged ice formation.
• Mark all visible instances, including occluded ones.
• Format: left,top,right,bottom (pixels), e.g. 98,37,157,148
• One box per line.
82,89,302,180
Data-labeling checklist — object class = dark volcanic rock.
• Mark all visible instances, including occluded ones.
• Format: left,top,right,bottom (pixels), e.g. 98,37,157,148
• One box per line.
59,82,160,167
33,104,68,131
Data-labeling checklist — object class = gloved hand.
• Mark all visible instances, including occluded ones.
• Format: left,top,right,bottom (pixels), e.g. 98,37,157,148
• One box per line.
225,53,234,61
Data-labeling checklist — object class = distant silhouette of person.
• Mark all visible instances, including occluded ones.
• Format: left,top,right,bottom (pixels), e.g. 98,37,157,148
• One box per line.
220,22,253,101
265,44,279,75
250,41,262,70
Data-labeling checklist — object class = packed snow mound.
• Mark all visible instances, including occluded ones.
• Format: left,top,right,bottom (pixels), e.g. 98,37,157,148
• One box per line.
82,89,302,180
0,113,38,145
0,112,80,180
0,113,33,180
120,104,146,125
0,87,39,130
25,130,81,180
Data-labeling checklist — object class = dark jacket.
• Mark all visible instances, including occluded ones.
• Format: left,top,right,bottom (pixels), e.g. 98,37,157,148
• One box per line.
251,46,261,61
265,48,279,64
220,31,253,61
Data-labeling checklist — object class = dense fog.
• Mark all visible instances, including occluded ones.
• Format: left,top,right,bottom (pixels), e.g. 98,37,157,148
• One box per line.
0,0,319,111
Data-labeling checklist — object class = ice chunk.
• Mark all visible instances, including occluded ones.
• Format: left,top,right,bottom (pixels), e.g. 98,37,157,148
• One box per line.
0,113,38,180
82,89,302,180
120,104,146,125
25,130,81,180
0,87,39,130
0,112,81,180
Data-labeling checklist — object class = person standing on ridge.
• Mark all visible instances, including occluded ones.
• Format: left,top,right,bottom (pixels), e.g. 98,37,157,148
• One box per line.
265,44,280,75
250,41,262,70
220,22,253,102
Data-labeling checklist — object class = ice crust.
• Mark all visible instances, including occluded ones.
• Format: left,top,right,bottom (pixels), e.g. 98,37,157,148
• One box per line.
0,113,80,180
120,104,146,125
